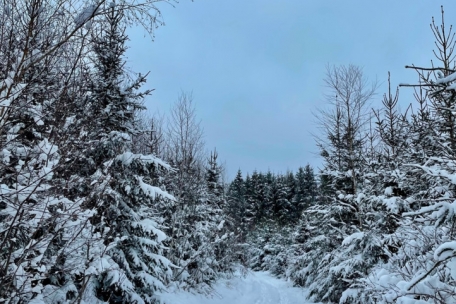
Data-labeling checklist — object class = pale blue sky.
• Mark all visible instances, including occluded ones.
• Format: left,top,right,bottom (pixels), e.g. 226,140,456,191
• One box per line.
126,1,456,179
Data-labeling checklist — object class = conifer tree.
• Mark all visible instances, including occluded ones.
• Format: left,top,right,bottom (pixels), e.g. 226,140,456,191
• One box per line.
79,7,173,302
252,171,268,223
205,150,224,203
295,165,317,214
244,173,257,229
227,170,247,237
246,170,263,230
285,172,298,222
204,150,236,274
272,175,292,225
364,8,456,302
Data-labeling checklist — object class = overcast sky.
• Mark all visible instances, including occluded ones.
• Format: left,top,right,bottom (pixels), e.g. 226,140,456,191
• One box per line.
126,1,456,180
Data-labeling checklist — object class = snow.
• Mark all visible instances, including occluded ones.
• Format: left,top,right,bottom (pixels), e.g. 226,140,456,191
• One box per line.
384,186,393,196
116,151,171,169
436,71,456,84
132,218,168,242
340,288,360,303
74,4,98,27
217,220,225,230
136,175,175,201
342,232,364,246
449,257,456,281
383,196,400,213
157,271,319,304
434,241,456,261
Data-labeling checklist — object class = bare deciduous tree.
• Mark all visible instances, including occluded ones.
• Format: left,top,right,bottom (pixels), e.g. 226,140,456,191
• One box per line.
315,64,377,194
165,92,205,175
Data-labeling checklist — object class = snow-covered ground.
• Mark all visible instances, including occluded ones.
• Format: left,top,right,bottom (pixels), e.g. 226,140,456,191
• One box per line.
157,271,318,304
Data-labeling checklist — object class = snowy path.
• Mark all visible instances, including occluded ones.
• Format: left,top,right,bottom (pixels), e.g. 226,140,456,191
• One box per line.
157,271,318,304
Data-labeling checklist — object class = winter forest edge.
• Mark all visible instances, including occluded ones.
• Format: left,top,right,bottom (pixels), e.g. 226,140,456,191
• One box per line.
1,1,456,303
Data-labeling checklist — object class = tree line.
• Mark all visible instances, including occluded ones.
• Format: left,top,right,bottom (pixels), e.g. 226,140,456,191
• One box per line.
226,165,317,232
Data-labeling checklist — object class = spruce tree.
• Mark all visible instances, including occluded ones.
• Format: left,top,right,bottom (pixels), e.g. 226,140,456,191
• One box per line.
227,170,247,238
204,150,236,275
253,172,268,223
284,171,298,222
295,165,317,215
81,8,172,302
273,175,292,225
364,8,456,302
245,170,269,228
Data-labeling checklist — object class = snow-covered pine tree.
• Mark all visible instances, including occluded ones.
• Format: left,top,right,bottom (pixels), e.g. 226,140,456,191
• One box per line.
74,7,174,303
252,171,268,224
272,174,292,225
204,150,236,275
245,172,259,230
241,170,271,230
227,169,247,239
284,171,298,223
205,150,224,205
353,74,410,290
286,165,321,289
364,8,456,302
262,171,275,221
294,165,317,215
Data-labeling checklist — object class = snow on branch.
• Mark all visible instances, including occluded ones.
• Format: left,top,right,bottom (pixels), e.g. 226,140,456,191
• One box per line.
116,151,171,170
131,219,167,242
74,3,100,28
436,71,456,84
135,175,175,201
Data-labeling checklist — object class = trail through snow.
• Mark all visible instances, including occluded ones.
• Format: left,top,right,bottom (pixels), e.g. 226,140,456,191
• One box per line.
157,271,319,304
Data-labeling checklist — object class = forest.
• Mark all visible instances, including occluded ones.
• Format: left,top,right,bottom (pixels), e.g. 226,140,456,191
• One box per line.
1,1,456,303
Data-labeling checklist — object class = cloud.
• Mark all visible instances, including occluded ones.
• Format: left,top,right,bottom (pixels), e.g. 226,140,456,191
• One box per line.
126,0,456,179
